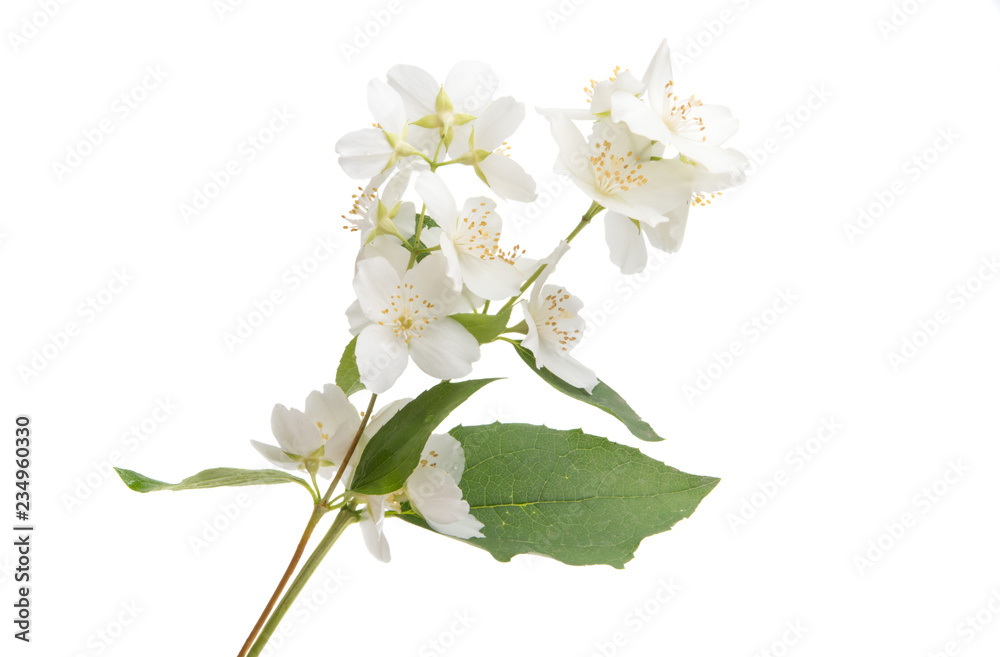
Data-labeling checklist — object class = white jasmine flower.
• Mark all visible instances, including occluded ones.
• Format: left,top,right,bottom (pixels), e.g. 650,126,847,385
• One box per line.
416,172,525,300
450,96,537,202
543,115,703,224
335,79,425,179
356,432,484,563
405,433,484,539
520,242,598,392
351,253,480,393
251,384,361,478
609,40,746,174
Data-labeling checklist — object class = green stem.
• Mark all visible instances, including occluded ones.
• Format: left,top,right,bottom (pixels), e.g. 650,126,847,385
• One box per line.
408,203,428,269
498,201,604,314
246,507,359,657
236,504,326,657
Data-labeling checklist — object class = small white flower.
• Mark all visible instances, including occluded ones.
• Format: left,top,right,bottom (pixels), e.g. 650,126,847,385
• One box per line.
609,40,746,174
416,172,525,300
450,96,538,202
543,115,702,224
405,433,484,539
335,80,425,179
357,432,484,563
251,384,360,478
351,253,480,393
520,242,598,392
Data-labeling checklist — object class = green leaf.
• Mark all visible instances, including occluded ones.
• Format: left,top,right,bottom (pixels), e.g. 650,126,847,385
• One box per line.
335,336,365,397
510,340,663,442
403,423,718,568
114,467,314,496
350,378,498,495
451,307,513,344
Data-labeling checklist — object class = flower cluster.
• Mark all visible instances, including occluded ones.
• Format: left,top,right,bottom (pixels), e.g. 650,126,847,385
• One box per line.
253,41,745,560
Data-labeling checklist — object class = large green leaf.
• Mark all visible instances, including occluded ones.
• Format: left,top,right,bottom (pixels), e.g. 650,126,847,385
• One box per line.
451,307,513,344
350,378,498,495
114,467,314,496
403,423,718,568
335,335,365,397
510,340,663,442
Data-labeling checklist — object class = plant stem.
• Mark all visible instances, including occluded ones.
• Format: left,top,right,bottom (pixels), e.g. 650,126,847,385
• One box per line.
498,201,604,314
239,392,376,655
246,507,358,657
407,204,428,269
321,392,377,505
237,504,325,657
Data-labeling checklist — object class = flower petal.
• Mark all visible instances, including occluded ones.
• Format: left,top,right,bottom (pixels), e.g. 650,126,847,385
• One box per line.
270,405,324,457
604,211,649,274
415,171,458,230
407,317,480,381
359,498,392,563
421,432,466,484
367,79,406,134
346,299,369,336
478,153,537,202
404,252,461,316
474,96,524,150
458,248,524,300
250,440,299,470
335,129,393,179
444,61,498,115
353,256,402,323
407,467,470,524
305,385,361,465
541,112,595,185
386,64,439,118
642,39,674,117
610,91,673,144
355,325,409,394
534,340,598,393
643,204,690,254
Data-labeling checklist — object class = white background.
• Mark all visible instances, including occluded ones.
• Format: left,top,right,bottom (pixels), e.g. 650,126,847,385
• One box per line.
2,0,999,655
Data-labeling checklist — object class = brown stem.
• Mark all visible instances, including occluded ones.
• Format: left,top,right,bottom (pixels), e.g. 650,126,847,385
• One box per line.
322,392,378,504
236,504,324,657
